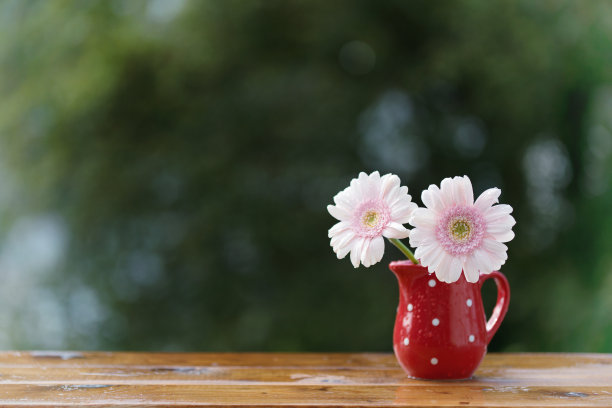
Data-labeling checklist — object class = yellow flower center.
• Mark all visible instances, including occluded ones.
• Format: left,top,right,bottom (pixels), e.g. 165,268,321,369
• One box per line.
362,210,379,228
449,217,471,243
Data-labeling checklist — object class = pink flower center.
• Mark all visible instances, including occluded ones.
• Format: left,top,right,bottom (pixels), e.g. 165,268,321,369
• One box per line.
352,199,390,238
436,205,485,256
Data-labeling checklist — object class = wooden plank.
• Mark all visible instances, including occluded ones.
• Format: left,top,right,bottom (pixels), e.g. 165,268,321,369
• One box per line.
0,384,610,407
2,352,399,368
4,351,609,369
0,363,611,387
0,352,609,406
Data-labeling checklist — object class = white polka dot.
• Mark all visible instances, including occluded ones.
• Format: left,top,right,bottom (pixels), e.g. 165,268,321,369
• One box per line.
469,334,475,343
428,279,436,287
430,357,438,365
432,318,440,326
466,298,473,307
403,337,409,346
407,303,413,312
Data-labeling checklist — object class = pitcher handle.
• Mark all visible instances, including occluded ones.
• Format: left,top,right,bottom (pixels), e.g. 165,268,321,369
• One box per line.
478,270,510,344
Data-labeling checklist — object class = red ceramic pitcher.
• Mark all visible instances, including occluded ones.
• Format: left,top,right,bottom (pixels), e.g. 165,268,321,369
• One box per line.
389,260,510,380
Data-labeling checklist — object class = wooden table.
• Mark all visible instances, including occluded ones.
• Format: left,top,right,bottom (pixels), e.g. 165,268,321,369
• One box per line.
0,352,610,406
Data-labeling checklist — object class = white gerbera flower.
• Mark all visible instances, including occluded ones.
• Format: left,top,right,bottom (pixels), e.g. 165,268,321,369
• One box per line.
409,176,515,283
328,171,417,268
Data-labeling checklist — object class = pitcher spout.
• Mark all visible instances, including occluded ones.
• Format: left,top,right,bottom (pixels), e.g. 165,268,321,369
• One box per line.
389,260,427,290
389,259,419,277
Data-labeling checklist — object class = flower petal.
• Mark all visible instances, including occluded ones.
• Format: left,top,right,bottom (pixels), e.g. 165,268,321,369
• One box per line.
415,242,441,265
327,204,351,222
486,215,516,234
485,207,516,243
487,225,515,243
463,255,480,283
440,177,458,207
390,200,417,224
328,221,351,238
409,227,437,247
427,247,446,274
380,173,400,201
350,238,366,268
367,171,382,198
387,186,409,208
382,222,409,239
335,240,354,259
409,208,437,229
435,253,452,282
331,229,355,251
333,187,357,210
360,239,372,267
449,175,474,206
446,256,463,283
472,247,497,274
483,204,514,223
474,187,501,211
481,239,508,266
348,173,367,200
367,236,385,267
421,184,445,213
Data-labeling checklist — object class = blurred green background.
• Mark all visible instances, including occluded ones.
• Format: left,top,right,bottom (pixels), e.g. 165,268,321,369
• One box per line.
1,0,611,352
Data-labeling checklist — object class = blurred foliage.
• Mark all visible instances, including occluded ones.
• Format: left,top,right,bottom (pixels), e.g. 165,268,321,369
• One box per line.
1,0,612,352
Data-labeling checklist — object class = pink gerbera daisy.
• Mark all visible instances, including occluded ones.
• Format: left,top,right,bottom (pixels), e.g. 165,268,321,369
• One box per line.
328,171,417,268
409,176,515,283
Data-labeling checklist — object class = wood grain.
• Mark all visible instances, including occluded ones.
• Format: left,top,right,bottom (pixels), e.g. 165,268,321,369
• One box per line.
0,352,609,407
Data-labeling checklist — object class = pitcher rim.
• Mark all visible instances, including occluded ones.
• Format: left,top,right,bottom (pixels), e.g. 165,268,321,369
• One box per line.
389,259,427,269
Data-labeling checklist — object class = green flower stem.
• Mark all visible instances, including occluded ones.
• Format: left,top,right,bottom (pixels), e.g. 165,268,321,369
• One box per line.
388,238,419,264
